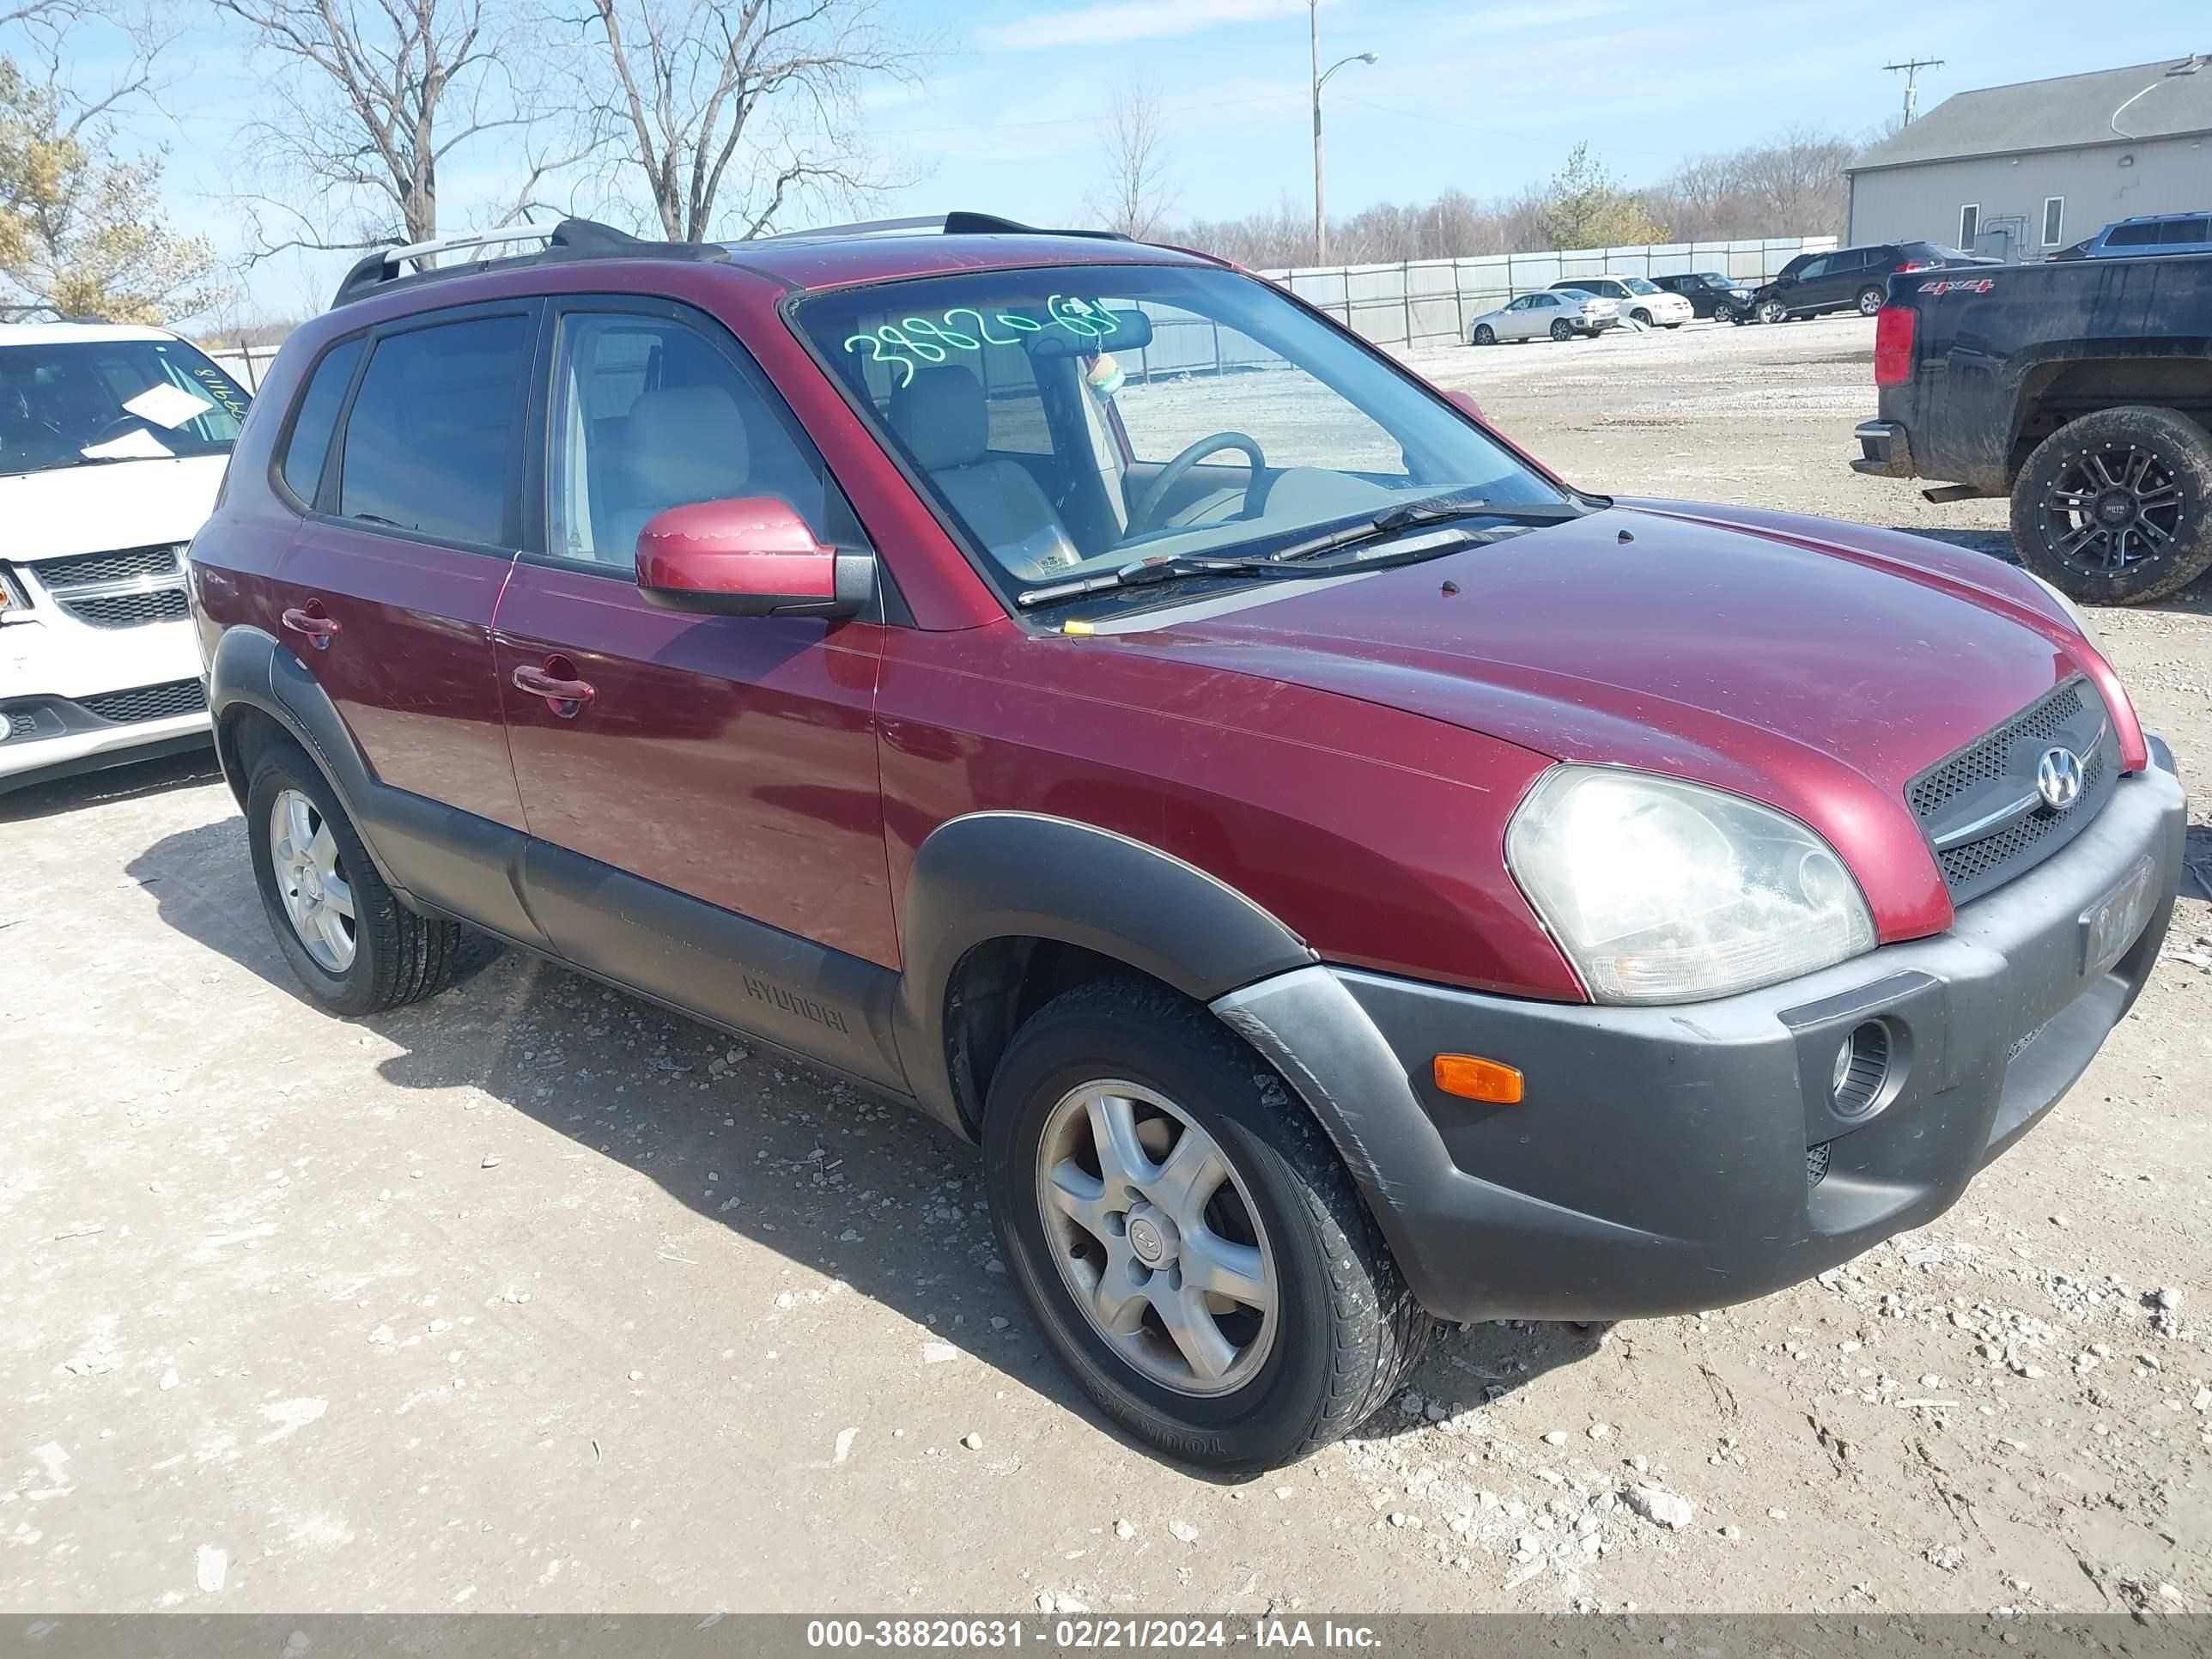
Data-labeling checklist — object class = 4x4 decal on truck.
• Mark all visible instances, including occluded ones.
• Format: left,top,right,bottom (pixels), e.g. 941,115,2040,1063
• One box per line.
1918,277,1996,295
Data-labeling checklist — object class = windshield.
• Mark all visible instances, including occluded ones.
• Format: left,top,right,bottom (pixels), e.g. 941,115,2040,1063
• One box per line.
1619,276,1662,295
1699,272,1740,287
795,264,1566,597
0,336,248,477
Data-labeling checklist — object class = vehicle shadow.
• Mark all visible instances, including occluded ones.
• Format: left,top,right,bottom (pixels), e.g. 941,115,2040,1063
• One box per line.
123,815,1601,1478
0,744,223,824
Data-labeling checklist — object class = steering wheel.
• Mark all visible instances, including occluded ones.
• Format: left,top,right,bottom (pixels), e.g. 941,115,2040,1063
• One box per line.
1127,431,1267,534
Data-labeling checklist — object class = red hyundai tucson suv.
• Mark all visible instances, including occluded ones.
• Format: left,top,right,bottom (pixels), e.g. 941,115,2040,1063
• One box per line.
187,215,2186,1470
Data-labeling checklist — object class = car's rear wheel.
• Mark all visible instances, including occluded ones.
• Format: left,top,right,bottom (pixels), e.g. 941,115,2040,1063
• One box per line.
982,977,1430,1470
2012,405,2212,605
246,738,471,1016
1549,319,1574,342
1856,285,1886,316
1472,324,1495,346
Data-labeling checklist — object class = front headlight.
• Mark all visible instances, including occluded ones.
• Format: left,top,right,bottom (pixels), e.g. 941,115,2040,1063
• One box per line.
2025,571,2106,659
1507,767,1877,1005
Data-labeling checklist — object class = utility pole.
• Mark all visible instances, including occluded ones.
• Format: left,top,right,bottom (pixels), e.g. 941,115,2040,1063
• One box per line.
1884,58,1944,126
1308,0,1376,264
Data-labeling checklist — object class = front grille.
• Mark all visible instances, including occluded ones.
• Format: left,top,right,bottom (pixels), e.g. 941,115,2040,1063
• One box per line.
27,544,181,588
1806,1141,1832,1187
1910,683,2088,817
1906,678,2118,905
58,589,191,629
78,678,207,725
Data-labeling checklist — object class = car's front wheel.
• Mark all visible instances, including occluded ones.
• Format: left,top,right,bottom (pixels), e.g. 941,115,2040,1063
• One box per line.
983,978,1430,1470
1630,307,1651,326
2011,404,2212,605
1758,300,1790,325
1471,324,1495,346
246,737,472,1016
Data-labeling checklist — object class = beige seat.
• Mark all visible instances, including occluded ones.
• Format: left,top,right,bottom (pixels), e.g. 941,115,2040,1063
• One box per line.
889,366,1080,577
601,384,751,558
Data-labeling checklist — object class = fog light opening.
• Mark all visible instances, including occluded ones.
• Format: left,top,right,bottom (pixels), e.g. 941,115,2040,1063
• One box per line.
1830,1020,1892,1117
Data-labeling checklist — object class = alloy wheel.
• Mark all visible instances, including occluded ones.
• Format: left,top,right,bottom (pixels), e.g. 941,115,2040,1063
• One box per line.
269,787,357,972
1034,1079,1277,1397
1759,301,1788,325
2038,445,2185,576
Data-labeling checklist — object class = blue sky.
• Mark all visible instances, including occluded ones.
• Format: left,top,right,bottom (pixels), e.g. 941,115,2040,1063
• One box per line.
28,0,2210,319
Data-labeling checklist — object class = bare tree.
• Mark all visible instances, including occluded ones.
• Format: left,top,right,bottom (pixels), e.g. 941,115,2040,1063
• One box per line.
1085,83,1176,240
568,0,912,244
212,0,590,261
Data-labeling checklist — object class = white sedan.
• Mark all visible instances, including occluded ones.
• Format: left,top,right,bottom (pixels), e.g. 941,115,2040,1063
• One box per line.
1546,275,1694,328
1467,289,1620,345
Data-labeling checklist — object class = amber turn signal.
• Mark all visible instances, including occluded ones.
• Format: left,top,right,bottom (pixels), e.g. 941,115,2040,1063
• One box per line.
1432,1054,1523,1104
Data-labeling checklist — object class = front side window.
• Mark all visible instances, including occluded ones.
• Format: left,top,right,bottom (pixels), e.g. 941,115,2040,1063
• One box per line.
545,308,848,573
797,263,1571,597
337,313,533,546
0,335,249,478
1796,257,1830,282
2105,222,2159,247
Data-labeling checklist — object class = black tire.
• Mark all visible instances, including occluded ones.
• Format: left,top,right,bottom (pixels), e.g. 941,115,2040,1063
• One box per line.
246,736,471,1016
1759,300,1788,325
982,977,1431,1470
2010,405,2212,606
1471,324,1495,346
1549,319,1574,342
1630,307,1651,327
1856,284,1886,317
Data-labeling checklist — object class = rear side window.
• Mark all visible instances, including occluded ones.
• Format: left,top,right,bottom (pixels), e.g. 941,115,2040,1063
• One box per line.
337,313,534,546
2160,217,2211,245
2105,222,2159,247
279,336,364,507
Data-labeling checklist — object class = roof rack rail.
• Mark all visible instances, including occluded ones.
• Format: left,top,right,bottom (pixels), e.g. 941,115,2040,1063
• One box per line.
0,303,114,325
330,216,726,309
751,210,1130,245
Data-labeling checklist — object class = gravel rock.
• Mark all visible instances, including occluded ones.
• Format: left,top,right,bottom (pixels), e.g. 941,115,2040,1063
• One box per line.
1625,1484,1697,1530
1168,1520,1199,1543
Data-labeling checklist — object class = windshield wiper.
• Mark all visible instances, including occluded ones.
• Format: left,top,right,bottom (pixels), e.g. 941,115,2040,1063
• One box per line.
1265,495,1593,565
1018,555,1312,609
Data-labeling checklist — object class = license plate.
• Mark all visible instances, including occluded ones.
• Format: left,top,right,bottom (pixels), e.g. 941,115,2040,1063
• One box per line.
2081,854,2158,978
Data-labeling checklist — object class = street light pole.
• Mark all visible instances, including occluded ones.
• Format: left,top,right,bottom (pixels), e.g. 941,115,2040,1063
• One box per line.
1307,1,1375,266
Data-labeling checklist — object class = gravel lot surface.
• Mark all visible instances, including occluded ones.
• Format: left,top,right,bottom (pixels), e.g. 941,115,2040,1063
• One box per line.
4,315,2209,1615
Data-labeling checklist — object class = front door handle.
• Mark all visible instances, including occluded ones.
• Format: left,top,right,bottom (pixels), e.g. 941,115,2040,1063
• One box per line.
512,659,596,717
281,605,340,649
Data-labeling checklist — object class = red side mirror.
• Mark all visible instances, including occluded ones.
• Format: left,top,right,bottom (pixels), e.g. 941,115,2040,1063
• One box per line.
635,496,870,620
1443,388,1486,424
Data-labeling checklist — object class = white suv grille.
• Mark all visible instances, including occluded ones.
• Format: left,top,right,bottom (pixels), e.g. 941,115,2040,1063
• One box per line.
24,544,189,629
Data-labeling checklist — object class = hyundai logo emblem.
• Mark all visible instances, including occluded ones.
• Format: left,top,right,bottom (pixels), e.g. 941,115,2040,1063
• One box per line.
2036,747,2084,811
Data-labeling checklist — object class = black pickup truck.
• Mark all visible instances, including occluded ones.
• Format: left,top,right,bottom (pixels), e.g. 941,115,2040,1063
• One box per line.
1851,253,2212,605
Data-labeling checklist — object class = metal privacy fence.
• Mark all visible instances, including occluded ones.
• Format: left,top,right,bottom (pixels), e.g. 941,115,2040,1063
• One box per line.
1124,235,1842,374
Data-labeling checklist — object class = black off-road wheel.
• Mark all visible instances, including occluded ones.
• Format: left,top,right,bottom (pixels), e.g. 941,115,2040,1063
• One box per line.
246,737,471,1017
982,978,1431,1471
2010,405,2212,606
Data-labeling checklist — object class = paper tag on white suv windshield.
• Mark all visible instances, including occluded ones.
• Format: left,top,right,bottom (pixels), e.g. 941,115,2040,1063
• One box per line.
122,381,216,429
80,428,174,460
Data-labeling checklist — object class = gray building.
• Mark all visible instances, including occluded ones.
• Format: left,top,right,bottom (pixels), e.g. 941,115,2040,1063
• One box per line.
1846,55,2212,260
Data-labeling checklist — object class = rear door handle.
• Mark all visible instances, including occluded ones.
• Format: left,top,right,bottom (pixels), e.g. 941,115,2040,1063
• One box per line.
512,660,596,717
281,605,340,648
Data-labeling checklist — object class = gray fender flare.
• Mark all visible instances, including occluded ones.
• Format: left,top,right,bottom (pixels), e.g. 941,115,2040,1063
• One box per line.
207,624,404,891
894,811,1316,1127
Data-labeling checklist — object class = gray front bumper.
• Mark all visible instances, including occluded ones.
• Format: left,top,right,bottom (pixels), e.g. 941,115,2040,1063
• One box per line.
1216,741,2186,1325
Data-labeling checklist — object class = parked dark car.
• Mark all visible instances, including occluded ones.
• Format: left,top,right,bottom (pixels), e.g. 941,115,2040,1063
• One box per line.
1653,270,1754,321
2051,211,2212,262
191,213,2184,1471
1852,252,2212,605
1753,241,1995,323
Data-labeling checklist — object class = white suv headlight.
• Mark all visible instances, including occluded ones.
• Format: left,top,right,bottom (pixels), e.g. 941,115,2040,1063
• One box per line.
1507,767,1877,1005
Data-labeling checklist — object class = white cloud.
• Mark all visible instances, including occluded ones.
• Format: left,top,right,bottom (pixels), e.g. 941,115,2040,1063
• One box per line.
978,0,1310,50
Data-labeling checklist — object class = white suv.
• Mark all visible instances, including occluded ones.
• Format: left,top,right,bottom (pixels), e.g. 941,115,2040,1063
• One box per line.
1,321,249,795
